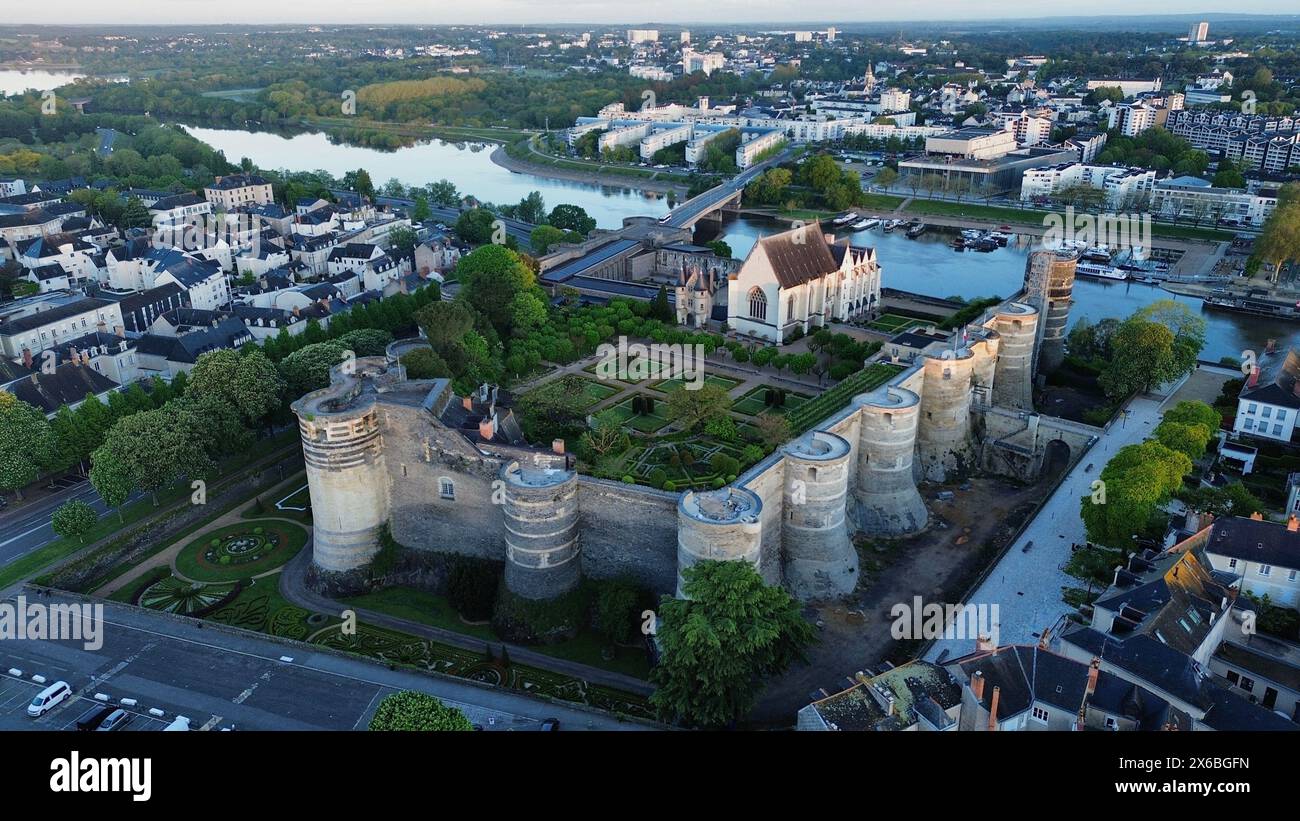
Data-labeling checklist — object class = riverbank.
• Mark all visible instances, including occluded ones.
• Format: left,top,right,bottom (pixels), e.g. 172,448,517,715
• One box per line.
490,144,689,195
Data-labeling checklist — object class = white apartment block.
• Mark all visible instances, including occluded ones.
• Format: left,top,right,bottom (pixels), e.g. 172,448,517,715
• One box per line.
1019,163,1157,207
735,129,786,169
627,29,658,44
683,50,725,76
0,296,126,359
1086,78,1163,97
1106,103,1162,137
1151,176,1277,227
629,65,673,82
879,88,911,113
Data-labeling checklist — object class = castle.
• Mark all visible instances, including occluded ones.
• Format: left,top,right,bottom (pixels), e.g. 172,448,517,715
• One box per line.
291,248,1092,608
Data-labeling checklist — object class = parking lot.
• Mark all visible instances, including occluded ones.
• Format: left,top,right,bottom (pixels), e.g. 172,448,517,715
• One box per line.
0,675,173,732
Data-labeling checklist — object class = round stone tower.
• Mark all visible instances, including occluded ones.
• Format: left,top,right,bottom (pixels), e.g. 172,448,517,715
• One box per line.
991,302,1039,410
500,461,582,600
296,400,389,573
1023,250,1076,375
676,487,763,597
917,347,977,482
781,430,858,599
851,386,927,536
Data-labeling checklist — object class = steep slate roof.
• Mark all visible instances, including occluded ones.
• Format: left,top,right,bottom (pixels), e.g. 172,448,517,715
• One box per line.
208,173,270,190
150,193,207,211
1241,349,1300,409
1205,515,1300,571
752,221,839,289
6,364,118,413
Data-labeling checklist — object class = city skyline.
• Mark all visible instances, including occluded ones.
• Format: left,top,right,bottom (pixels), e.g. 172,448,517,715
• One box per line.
5,2,1300,26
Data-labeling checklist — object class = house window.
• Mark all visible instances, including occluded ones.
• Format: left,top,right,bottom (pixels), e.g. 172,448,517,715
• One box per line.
1275,424,1284,436
1227,558,1238,570
1226,671,1239,686
1244,420,1254,431
748,288,767,321
1263,406,1272,419
1279,410,1288,422
1259,564,1272,577
1288,569,1297,582
1248,403,1258,414
1104,716,1118,731
1031,706,1049,723
1240,676,1255,693
439,479,455,500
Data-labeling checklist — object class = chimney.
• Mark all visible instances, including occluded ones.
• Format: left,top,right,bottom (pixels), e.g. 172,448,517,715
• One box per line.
552,438,566,455
1086,658,1101,697
462,395,473,411
114,324,124,338
1288,515,1298,533
971,670,985,702
291,306,300,317
21,348,32,369
987,686,1000,731
975,633,996,653
478,416,495,441
1038,628,1051,650
1250,511,1264,521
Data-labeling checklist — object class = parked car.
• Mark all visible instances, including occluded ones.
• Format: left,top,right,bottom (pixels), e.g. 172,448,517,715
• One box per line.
539,717,561,731
28,681,72,717
75,705,115,731
95,709,130,731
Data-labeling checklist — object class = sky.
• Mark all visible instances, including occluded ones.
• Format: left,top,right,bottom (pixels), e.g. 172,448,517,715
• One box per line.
8,1,1300,26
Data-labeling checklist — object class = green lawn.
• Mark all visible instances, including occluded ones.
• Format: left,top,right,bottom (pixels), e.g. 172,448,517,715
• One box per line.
866,313,921,333
732,386,813,417
174,520,309,583
573,377,622,408
341,586,495,641
651,374,743,394
605,395,672,433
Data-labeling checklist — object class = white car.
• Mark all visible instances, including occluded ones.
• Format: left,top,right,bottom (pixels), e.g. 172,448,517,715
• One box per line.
27,681,71,717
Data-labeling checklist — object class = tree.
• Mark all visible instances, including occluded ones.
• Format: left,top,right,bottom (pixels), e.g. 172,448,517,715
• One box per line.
1181,482,1264,520
454,244,538,336
342,168,375,200
515,190,547,225
90,407,211,505
650,285,674,323
454,208,498,245
386,225,418,259
336,328,395,357
411,195,431,222
664,384,731,432
753,411,791,447
48,404,90,474
705,239,732,259
650,560,817,727
119,196,152,230
188,348,285,427
1254,204,1300,283
51,500,97,544
1098,320,1179,399
530,224,568,255
579,410,630,459
547,204,596,236
278,341,350,398
1080,441,1192,548
1212,158,1246,189
593,579,639,645
89,453,132,523
400,347,450,379
367,691,474,731
0,393,55,499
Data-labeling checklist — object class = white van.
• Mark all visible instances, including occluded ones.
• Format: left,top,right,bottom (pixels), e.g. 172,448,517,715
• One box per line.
27,681,71,717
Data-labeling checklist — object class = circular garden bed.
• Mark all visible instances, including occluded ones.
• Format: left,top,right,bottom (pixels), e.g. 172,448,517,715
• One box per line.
175,520,309,582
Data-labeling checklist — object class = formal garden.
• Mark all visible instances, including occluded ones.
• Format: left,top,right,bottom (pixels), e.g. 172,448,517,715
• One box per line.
174,520,309,582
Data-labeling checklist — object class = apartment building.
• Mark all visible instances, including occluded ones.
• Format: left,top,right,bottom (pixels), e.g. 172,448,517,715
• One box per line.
203,173,274,210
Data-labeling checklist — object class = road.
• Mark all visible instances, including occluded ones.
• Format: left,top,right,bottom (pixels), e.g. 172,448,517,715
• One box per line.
0,479,141,568
660,146,796,229
0,592,655,731
924,388,1177,663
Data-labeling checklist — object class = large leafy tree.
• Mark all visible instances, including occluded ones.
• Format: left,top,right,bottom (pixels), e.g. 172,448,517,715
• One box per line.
188,348,285,427
1254,203,1300,284
278,341,350,398
88,452,133,523
368,691,473,731
454,244,539,337
664,384,732,432
0,393,56,499
1098,320,1179,399
547,204,596,235
1080,441,1192,548
51,500,98,544
90,406,211,505
650,560,817,727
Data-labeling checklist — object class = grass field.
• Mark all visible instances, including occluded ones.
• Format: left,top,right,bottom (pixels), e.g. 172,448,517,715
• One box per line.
650,374,743,394
865,313,921,333
731,385,813,417
605,395,672,433
573,377,621,408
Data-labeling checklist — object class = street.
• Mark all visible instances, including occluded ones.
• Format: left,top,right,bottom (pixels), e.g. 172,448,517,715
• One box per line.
924,387,1177,662
0,592,655,731
0,479,140,568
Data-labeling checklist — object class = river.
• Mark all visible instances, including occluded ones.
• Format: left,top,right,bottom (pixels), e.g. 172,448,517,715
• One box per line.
184,125,672,229
710,214,1288,364
185,124,1281,363
0,69,86,96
